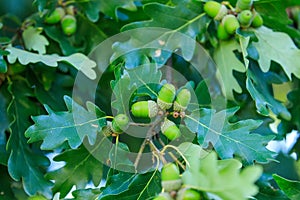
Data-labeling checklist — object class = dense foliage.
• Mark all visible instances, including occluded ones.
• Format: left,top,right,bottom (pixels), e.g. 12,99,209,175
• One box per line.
1,0,300,199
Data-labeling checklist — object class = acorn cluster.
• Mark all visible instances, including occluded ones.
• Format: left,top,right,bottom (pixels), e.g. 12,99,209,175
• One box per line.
204,0,263,40
104,83,191,141
132,83,191,141
154,163,201,200
44,6,77,36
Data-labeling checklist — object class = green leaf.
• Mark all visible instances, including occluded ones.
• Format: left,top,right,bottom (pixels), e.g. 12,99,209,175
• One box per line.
254,0,292,26
0,93,9,165
179,143,263,200
108,142,135,173
25,96,107,150
46,144,103,198
98,171,161,200
29,69,73,111
246,63,291,120
5,46,97,80
213,40,246,99
33,0,56,12
0,55,7,73
238,34,250,67
273,174,300,200
111,64,161,114
253,27,300,79
5,79,52,198
72,188,101,200
254,0,300,39
255,175,289,200
0,50,9,73
0,165,20,200
184,107,276,164
112,1,208,67
22,26,49,54
287,89,300,129
76,0,137,21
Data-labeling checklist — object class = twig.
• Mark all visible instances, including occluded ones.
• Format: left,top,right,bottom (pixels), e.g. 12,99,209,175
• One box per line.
134,115,165,170
158,138,185,170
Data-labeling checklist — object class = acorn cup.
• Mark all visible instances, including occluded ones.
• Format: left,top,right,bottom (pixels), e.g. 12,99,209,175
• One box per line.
176,188,202,200
204,1,228,20
157,84,176,110
44,7,65,24
111,114,129,133
161,163,182,192
173,89,191,112
131,100,158,118
238,10,253,28
101,121,113,136
236,0,253,12
153,192,173,200
161,119,181,140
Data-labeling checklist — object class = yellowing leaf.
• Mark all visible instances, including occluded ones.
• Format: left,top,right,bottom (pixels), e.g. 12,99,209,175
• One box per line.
5,46,97,80
22,26,49,54
179,143,263,200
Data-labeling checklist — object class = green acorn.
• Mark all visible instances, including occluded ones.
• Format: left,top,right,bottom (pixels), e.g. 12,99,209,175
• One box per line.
238,10,253,28
176,188,201,200
157,83,176,110
222,14,240,34
251,12,263,28
161,163,182,192
45,7,65,24
236,0,253,12
161,119,181,140
111,114,129,133
217,23,230,40
174,89,191,112
204,1,228,20
153,192,173,200
61,15,77,36
131,100,158,118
